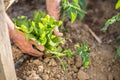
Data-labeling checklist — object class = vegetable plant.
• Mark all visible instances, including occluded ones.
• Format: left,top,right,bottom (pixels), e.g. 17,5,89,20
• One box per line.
102,0,120,56
61,0,87,23
13,10,73,70
13,0,89,70
75,42,90,68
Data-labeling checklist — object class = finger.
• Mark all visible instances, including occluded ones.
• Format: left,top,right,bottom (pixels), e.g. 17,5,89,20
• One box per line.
29,40,45,51
54,26,63,37
28,48,43,57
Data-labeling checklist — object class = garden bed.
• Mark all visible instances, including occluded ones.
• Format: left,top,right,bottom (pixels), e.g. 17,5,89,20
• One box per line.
7,0,120,80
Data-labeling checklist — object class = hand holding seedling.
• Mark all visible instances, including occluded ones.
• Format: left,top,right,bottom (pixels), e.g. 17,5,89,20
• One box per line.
5,13,44,57
4,0,90,70
46,0,63,37
5,0,63,56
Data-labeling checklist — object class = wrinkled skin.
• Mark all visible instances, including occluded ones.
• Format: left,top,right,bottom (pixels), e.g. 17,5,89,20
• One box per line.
6,0,63,57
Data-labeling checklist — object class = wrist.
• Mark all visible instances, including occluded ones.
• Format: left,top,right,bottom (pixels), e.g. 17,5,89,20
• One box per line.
5,12,17,39
8,27,17,39
46,0,60,20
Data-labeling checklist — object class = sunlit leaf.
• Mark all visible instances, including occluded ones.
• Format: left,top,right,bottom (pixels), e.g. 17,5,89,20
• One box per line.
117,46,120,56
116,0,120,9
102,13,120,31
63,49,73,58
75,42,90,68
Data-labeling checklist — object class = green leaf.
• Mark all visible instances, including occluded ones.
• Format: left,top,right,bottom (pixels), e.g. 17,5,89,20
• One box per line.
63,49,73,58
47,33,58,47
20,25,28,32
116,46,120,56
27,21,34,33
78,0,87,10
75,42,90,68
116,36,120,41
39,32,47,45
102,13,120,31
78,10,85,20
61,0,86,23
70,10,77,23
13,10,68,71
33,10,46,22
73,0,78,4
61,62,67,71
116,0,120,9
13,16,30,28
25,33,35,41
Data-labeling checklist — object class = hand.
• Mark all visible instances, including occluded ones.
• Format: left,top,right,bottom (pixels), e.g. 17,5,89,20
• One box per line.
11,29,44,57
54,26,63,37
46,0,63,37
5,13,44,57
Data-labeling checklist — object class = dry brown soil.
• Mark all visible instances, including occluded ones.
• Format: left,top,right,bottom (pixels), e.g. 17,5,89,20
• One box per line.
7,0,120,80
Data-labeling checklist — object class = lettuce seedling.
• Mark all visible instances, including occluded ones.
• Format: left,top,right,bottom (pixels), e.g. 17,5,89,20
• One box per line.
13,10,74,70
13,10,64,55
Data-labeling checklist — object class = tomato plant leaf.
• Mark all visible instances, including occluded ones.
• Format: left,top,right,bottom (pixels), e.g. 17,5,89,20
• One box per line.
73,0,78,4
75,42,90,68
61,0,86,23
116,0,120,9
117,46,120,56
63,49,73,58
78,0,87,10
102,13,120,31
70,10,77,23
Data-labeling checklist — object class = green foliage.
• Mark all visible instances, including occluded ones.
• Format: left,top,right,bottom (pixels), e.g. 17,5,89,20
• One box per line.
78,0,87,10
102,0,120,31
13,10,65,56
116,0,120,9
101,13,120,31
116,36,120,41
13,10,75,70
61,0,87,23
117,46,120,56
63,49,73,58
102,2,120,57
75,42,90,68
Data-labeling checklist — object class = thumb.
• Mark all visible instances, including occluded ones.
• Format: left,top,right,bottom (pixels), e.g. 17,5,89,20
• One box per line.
30,40,45,51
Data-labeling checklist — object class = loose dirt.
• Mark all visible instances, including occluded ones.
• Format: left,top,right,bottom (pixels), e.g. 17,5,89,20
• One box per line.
7,0,120,80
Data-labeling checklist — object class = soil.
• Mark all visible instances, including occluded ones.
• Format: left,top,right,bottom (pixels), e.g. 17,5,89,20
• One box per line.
7,0,120,80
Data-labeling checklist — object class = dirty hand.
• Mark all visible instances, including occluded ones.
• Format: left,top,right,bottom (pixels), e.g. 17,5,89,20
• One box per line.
46,0,63,37
5,13,44,57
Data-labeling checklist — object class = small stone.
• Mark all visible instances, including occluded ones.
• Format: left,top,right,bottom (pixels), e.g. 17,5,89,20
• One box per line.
72,73,77,79
49,78,56,80
22,75,27,80
33,59,40,65
38,65,44,73
56,74,61,78
17,78,22,80
101,66,105,72
44,69,50,74
72,65,78,73
112,59,115,63
77,70,89,80
108,67,111,72
41,74,49,80
44,58,50,63
26,71,41,80
108,74,113,80
26,71,32,76
48,59,57,66
75,56,82,68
